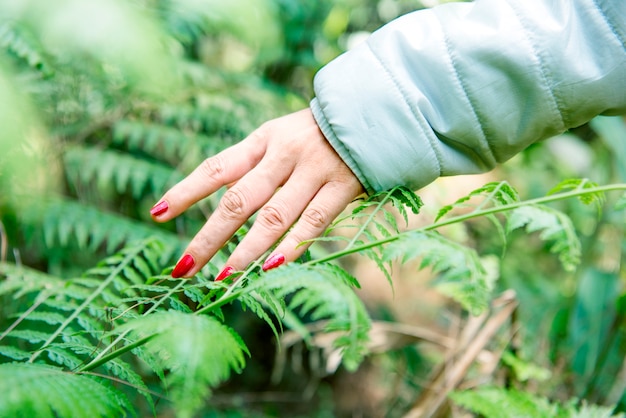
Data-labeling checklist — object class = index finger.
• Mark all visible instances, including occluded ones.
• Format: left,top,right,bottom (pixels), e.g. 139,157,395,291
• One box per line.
150,132,267,221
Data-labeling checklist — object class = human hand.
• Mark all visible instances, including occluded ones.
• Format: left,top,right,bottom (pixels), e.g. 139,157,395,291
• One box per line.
150,108,364,280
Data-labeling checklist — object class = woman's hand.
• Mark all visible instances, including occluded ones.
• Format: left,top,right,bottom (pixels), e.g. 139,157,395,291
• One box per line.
150,108,364,279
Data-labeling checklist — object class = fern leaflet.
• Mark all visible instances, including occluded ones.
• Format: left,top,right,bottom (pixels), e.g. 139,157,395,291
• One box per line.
382,230,495,315
435,181,520,221
211,263,372,371
116,311,248,418
0,363,132,418
507,205,581,272
450,387,625,418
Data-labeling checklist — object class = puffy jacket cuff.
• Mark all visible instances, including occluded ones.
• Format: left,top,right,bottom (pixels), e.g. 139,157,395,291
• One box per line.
310,97,375,194
310,40,442,193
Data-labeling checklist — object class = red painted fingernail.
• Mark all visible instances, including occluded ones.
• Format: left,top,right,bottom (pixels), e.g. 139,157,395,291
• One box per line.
215,265,235,281
262,253,285,271
171,254,195,278
150,200,169,217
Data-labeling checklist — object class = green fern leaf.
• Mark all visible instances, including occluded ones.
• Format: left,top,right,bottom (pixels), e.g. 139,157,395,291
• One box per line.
21,197,184,256
548,178,605,211
0,363,132,418
238,292,282,341
0,22,52,75
383,230,495,315
64,146,183,199
450,387,625,418
253,263,371,371
436,181,520,221
450,387,558,418
0,345,32,361
44,345,84,370
507,205,581,272
0,262,65,297
23,311,67,326
167,294,194,313
571,403,626,418
117,311,248,418
104,358,155,411
392,185,424,217
2,329,50,344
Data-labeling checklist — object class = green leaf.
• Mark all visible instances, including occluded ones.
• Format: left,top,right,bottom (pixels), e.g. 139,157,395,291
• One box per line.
507,205,581,272
548,178,605,212
436,181,519,221
450,387,558,418
450,387,625,418
255,263,371,371
117,311,248,418
0,345,32,361
383,230,495,315
501,351,551,382
0,363,131,418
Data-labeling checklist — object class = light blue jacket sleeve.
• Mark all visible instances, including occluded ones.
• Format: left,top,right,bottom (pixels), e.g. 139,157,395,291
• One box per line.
310,0,626,193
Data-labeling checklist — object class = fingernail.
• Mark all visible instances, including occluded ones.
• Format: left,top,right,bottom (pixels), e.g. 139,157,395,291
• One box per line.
262,253,285,272
172,254,195,278
150,200,169,217
215,265,235,281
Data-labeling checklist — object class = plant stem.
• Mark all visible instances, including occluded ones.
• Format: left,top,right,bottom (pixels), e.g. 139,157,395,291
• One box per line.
345,187,395,249
77,278,186,372
79,335,156,372
307,183,626,266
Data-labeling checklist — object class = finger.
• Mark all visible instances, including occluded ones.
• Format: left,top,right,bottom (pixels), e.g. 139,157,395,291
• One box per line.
172,160,293,278
150,132,267,221
223,172,324,270
261,179,363,271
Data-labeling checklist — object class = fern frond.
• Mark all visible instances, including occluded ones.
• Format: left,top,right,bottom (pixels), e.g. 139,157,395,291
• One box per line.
0,363,132,418
507,205,581,272
0,262,65,298
383,230,495,315
117,311,248,418
238,292,282,341
450,387,625,418
20,196,183,255
156,0,281,56
436,181,520,221
242,263,370,371
548,178,606,213
112,119,231,165
28,241,159,362
157,100,252,139
64,146,183,199
0,345,31,361
0,21,52,74
321,187,424,291
450,387,558,418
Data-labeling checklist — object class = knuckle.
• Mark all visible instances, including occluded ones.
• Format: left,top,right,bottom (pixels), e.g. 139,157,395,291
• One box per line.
219,188,248,220
250,122,272,144
301,206,329,230
258,203,290,231
200,155,226,181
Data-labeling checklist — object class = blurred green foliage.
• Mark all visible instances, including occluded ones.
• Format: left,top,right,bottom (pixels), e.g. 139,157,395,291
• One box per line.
0,0,624,417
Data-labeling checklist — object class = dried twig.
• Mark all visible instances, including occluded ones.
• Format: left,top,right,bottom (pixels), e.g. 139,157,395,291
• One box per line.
403,290,518,418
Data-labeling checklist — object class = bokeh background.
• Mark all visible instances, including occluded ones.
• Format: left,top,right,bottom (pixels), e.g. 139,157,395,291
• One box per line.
1,0,625,416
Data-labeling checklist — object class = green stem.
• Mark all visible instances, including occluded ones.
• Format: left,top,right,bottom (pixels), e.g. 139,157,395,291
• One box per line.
308,183,626,266
77,278,186,372
345,187,395,249
79,335,156,372
194,255,266,316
